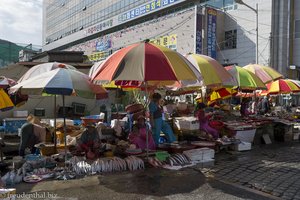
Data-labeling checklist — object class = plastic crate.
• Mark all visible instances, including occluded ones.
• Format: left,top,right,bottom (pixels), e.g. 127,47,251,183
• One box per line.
3,118,27,134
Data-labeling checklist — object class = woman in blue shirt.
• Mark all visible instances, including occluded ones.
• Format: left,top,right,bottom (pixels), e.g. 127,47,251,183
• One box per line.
149,93,176,145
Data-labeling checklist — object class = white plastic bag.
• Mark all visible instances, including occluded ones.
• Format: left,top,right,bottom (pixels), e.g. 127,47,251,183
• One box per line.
111,119,122,137
66,135,77,146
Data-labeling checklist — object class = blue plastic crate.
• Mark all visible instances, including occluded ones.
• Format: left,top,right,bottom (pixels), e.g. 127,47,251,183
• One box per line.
3,119,27,134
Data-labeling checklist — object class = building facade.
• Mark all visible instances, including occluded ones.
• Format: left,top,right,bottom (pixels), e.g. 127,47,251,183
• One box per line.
43,0,277,75
271,0,300,80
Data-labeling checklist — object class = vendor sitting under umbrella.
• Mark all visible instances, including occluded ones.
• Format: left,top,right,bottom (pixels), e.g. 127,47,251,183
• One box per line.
77,123,101,159
19,114,46,157
195,100,219,140
128,115,156,150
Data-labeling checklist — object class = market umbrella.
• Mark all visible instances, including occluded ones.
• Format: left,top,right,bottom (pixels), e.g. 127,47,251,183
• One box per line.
18,62,79,137
263,79,300,95
10,68,107,164
18,62,77,83
0,88,14,111
0,76,16,89
225,65,266,90
89,61,144,90
288,79,300,87
236,91,261,98
92,41,202,86
243,64,283,84
92,41,202,158
208,88,237,102
186,53,237,88
0,76,26,108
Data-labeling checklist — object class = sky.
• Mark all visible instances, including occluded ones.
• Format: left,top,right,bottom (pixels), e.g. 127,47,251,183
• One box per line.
0,0,43,47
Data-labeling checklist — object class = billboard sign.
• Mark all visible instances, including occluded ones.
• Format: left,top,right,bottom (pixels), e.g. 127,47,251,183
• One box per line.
119,0,184,23
207,8,217,59
195,6,203,54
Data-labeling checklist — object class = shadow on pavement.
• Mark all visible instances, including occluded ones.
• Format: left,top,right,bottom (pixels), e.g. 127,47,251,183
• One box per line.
99,167,206,197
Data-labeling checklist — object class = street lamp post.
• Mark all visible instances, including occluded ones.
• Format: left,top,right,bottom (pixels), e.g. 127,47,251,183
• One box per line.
235,0,258,64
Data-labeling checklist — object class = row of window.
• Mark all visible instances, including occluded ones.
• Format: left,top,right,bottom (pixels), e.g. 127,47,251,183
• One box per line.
45,0,235,45
46,0,146,31
46,1,194,44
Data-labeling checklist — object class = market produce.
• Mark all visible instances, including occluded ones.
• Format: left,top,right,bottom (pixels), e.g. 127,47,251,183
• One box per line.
74,161,92,175
148,157,164,168
124,156,145,171
166,153,191,166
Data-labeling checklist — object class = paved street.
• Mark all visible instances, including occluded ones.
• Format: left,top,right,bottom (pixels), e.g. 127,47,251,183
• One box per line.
15,167,274,200
200,141,300,200
8,140,300,199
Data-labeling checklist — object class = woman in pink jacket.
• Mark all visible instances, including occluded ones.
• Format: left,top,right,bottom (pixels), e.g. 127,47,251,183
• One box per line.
128,115,156,150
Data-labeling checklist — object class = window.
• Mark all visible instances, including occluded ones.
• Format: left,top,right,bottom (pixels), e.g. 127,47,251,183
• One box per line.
295,20,300,38
224,29,237,49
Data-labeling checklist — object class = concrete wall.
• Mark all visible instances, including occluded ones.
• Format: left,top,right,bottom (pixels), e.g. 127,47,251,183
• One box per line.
217,0,272,67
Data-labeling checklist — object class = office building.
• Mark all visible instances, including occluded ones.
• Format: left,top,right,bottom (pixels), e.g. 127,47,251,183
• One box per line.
43,0,281,75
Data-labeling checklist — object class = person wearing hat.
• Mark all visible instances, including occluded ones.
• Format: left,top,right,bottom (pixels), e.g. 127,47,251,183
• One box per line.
128,115,156,150
77,123,101,159
149,93,176,145
19,114,46,156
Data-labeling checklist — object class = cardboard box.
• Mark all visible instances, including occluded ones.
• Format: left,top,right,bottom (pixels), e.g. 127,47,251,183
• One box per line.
235,141,252,151
13,110,28,118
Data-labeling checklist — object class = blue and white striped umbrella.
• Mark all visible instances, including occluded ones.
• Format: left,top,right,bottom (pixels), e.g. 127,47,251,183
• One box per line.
10,67,107,99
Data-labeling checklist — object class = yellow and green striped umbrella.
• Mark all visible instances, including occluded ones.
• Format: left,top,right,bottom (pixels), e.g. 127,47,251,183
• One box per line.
225,65,266,90
243,64,283,84
186,54,237,88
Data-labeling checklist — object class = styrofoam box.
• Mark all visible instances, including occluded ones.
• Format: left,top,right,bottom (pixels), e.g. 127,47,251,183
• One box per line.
174,117,199,130
235,141,252,151
293,132,300,140
183,148,215,161
13,110,28,118
50,118,74,127
235,129,256,143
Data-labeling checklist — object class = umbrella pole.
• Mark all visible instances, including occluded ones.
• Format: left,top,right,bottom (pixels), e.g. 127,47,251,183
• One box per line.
145,81,149,160
54,95,57,150
62,95,67,166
